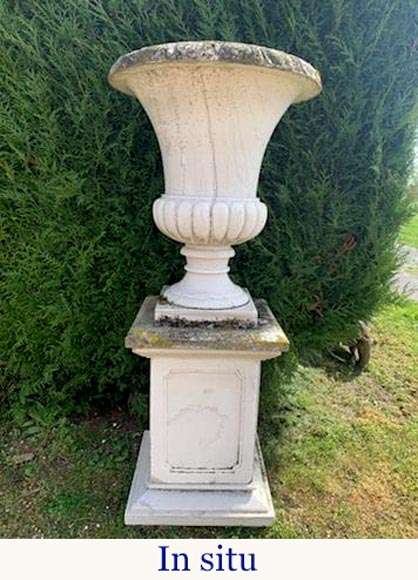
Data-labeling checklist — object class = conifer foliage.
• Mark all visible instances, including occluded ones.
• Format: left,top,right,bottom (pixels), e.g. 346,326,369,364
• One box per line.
1,1,417,421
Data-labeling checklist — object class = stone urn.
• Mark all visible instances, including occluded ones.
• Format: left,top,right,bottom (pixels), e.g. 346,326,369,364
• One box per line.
109,41,321,322
108,41,321,526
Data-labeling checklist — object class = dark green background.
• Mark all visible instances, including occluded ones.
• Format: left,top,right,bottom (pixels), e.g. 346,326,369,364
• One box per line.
1,0,417,422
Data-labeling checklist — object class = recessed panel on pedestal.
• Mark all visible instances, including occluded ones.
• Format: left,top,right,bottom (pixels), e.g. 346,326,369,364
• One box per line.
150,357,260,486
165,370,242,470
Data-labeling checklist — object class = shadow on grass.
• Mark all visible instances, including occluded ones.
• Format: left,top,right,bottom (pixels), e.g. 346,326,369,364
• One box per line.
298,345,367,384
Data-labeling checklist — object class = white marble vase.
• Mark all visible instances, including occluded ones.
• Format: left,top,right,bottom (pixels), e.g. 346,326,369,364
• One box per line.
109,41,321,526
109,41,321,322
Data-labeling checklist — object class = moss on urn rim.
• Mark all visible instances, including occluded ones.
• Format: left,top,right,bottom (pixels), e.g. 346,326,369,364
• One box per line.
108,40,322,102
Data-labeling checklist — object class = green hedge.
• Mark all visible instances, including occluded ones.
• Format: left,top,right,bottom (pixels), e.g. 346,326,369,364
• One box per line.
1,0,417,422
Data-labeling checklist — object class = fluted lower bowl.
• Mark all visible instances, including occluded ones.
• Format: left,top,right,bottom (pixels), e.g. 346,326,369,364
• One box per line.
153,196,267,246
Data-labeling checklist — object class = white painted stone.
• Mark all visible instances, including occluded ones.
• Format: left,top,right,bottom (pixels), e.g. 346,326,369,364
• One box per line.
149,356,260,486
108,42,321,527
124,296,289,525
161,246,249,311
109,41,321,320
155,287,258,323
125,431,275,526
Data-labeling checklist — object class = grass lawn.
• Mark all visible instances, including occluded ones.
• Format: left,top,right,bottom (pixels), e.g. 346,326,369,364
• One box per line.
400,211,418,249
1,298,417,539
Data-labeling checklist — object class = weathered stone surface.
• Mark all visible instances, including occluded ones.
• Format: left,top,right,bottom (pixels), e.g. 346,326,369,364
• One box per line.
126,297,288,498
125,296,289,357
108,40,316,527
109,41,322,318
125,431,275,526
109,40,321,102
155,286,258,324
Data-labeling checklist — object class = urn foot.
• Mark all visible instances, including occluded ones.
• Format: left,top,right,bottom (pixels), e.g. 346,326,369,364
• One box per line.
161,245,252,316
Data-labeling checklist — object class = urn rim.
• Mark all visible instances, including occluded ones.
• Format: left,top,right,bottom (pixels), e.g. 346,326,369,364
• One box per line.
108,40,322,103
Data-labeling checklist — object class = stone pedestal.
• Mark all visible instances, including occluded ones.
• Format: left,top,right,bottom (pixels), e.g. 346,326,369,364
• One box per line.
124,297,288,526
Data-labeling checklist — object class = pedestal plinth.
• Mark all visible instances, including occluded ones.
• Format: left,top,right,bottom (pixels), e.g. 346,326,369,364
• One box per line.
124,296,289,526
